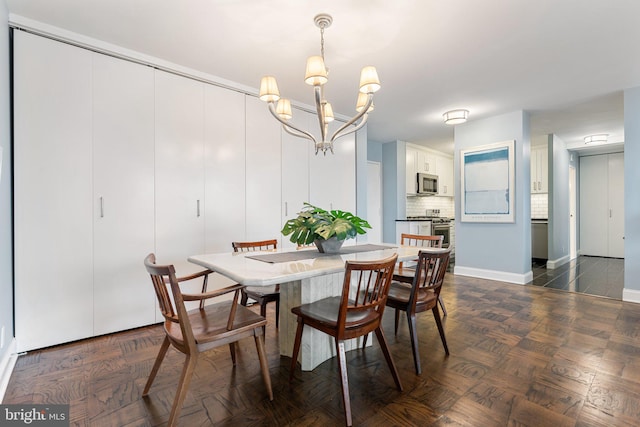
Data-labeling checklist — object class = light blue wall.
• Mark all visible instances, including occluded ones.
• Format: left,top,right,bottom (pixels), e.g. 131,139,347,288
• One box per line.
624,87,640,293
355,126,368,221
548,134,570,262
454,111,532,278
0,1,14,363
367,141,383,162
381,141,405,243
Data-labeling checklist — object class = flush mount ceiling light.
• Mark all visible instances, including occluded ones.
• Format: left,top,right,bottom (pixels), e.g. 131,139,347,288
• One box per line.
584,134,608,144
259,13,379,155
443,109,469,125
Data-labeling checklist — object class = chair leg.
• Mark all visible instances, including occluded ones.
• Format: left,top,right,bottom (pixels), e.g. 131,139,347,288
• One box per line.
394,308,400,335
374,327,403,392
406,312,421,375
167,353,198,427
240,289,249,306
275,296,280,329
229,342,236,365
361,332,369,349
335,339,352,427
438,295,447,316
259,300,268,335
254,330,274,400
289,318,304,382
433,306,450,355
143,335,170,396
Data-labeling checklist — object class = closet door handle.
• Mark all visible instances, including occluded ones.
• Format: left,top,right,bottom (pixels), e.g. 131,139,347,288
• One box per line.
197,200,201,217
285,202,288,216
100,197,104,218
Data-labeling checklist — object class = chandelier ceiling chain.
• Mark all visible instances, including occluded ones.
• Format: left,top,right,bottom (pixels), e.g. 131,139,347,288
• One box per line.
259,13,380,155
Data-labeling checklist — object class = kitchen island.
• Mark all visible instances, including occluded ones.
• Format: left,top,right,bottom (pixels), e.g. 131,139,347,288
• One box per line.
189,244,425,370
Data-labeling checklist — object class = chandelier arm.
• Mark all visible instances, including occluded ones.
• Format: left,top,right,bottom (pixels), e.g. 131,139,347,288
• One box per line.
267,102,317,143
314,86,327,143
332,114,369,141
329,94,373,142
283,124,317,143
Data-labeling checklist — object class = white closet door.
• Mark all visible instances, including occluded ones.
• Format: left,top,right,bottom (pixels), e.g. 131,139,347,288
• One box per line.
92,54,156,335
608,153,625,258
245,96,282,241
281,109,312,250
579,155,610,257
204,84,246,253
154,70,206,262
14,32,94,351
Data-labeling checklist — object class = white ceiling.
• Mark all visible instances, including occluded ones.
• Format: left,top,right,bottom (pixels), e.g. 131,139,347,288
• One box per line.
7,0,639,155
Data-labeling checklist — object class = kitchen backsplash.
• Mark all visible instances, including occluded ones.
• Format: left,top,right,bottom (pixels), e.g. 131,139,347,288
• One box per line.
406,196,454,218
531,193,548,219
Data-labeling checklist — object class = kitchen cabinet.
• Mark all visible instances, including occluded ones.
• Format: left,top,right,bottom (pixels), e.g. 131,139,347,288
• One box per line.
580,153,624,258
531,145,548,194
436,155,454,197
395,220,432,244
92,54,156,335
406,144,454,197
14,32,94,351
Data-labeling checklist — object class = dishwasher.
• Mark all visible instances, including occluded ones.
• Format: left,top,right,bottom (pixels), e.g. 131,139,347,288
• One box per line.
531,219,548,259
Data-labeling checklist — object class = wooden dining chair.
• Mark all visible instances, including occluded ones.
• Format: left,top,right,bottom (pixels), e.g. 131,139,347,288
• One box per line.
143,254,273,426
289,254,401,427
395,233,447,316
387,248,451,375
233,239,280,328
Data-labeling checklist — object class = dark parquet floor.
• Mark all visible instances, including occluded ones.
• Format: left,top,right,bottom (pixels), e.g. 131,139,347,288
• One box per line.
4,263,639,426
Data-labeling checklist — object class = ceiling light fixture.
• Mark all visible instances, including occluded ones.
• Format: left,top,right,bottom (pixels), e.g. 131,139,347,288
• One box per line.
259,13,379,155
443,109,469,125
584,134,608,144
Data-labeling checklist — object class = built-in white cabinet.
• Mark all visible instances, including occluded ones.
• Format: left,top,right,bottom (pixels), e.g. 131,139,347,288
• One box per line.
14,32,94,351
531,145,548,194
204,85,246,254
395,221,432,244
92,54,156,335
579,153,624,258
13,32,361,351
246,96,282,241
406,144,454,197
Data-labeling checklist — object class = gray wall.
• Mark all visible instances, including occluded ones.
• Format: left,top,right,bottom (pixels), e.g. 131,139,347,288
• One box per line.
454,110,532,279
624,87,640,293
0,1,14,363
548,134,570,262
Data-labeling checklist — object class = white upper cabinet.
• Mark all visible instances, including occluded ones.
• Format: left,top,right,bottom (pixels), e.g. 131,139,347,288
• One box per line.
245,95,282,241
154,70,206,262
531,145,548,194
436,155,454,197
14,31,94,351
416,150,436,174
204,84,246,253
406,146,418,195
92,54,156,335
406,144,454,197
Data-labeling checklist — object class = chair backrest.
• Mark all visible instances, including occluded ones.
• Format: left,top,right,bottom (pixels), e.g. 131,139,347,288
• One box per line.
232,239,278,252
399,233,443,269
411,248,451,302
144,253,196,351
336,254,398,338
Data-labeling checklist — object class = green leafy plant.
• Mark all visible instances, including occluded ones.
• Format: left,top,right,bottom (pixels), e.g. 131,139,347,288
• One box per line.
281,203,372,245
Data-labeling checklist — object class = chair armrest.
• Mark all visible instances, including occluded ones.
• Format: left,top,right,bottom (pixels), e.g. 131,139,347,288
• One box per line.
182,283,245,302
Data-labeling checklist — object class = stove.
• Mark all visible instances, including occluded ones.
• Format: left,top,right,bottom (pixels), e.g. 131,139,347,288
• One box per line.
406,216,452,224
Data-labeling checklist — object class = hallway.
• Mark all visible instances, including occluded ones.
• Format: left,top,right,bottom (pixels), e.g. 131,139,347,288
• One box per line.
530,256,624,300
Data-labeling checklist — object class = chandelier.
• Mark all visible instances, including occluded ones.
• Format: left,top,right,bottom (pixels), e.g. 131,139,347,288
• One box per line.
259,13,380,155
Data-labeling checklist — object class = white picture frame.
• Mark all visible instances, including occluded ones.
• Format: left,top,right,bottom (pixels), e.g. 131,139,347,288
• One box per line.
460,140,515,223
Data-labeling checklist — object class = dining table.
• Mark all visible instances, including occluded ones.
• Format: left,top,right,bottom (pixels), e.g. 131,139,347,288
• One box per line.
188,242,426,371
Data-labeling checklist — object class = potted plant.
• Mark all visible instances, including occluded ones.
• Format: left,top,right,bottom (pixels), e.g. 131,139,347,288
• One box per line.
281,203,372,253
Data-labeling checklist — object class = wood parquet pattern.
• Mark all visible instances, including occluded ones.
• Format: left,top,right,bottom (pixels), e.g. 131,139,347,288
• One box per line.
4,271,640,426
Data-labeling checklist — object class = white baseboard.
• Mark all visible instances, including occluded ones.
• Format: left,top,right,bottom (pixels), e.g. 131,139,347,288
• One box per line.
454,265,533,285
547,255,570,270
623,288,640,304
0,338,18,402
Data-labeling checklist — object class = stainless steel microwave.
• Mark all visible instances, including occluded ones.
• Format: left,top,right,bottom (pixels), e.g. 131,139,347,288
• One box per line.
417,173,438,195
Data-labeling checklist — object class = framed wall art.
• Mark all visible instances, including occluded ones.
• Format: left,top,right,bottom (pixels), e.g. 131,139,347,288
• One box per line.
460,140,515,223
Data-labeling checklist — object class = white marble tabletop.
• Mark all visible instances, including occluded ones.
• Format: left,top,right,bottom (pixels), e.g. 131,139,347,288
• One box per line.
188,243,434,286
